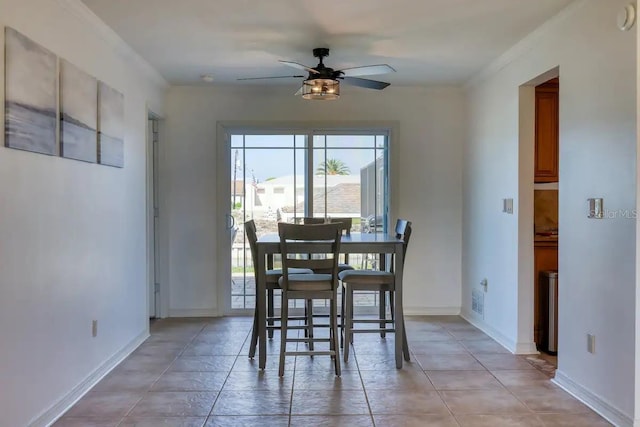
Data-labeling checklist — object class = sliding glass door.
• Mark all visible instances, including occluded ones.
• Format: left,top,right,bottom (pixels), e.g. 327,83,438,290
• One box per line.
227,129,389,312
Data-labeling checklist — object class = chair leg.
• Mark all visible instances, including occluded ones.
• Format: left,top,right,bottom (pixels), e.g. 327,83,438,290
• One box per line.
340,284,345,348
279,292,289,377
331,291,341,376
379,290,386,338
249,306,259,359
389,291,395,320
267,289,275,339
343,286,352,362
402,319,410,361
306,299,314,352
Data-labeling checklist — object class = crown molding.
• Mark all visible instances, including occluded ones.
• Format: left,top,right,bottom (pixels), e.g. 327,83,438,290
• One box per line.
54,0,168,90
464,0,588,90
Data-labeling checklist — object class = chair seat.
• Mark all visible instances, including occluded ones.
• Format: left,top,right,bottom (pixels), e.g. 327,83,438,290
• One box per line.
279,273,334,291
267,268,313,284
338,264,355,273
338,270,395,288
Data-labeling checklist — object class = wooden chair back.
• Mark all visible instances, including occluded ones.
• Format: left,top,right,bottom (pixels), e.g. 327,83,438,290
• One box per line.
277,223,342,291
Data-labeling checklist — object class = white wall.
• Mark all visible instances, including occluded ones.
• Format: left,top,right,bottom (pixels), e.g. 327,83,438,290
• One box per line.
164,85,464,316
0,0,166,425
464,0,636,423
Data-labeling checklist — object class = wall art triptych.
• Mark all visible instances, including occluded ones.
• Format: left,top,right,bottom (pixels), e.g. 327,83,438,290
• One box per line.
4,27,124,167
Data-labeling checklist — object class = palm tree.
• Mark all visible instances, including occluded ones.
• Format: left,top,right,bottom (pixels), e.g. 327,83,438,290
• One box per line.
316,158,350,175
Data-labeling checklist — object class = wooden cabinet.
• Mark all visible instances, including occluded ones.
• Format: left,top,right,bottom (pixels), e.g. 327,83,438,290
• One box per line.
535,78,559,182
534,240,558,347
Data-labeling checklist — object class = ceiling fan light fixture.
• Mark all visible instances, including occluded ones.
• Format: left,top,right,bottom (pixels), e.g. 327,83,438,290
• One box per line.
301,78,340,100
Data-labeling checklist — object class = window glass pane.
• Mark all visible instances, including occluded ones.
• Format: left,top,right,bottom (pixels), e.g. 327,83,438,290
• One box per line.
325,134,376,148
231,134,244,148
245,134,295,148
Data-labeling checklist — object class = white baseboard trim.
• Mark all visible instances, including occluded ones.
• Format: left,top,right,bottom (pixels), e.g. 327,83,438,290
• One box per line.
32,330,149,427
404,306,461,316
460,310,537,355
168,309,220,317
553,370,632,427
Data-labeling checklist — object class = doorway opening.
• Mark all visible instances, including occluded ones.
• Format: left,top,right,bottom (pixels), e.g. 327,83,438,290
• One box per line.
532,77,559,369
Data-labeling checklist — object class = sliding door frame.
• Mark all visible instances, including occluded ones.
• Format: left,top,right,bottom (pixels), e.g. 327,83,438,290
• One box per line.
216,121,399,316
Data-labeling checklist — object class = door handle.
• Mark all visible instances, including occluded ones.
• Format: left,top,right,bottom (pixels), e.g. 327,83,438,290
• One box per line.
226,214,235,230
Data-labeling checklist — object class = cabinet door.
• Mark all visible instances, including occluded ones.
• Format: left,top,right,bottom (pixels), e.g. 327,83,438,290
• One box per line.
535,85,559,182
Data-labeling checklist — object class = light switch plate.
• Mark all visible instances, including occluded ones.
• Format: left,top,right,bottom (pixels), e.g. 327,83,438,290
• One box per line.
503,198,514,214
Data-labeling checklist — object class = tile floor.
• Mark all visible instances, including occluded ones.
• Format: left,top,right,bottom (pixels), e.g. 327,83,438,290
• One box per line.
53,316,611,427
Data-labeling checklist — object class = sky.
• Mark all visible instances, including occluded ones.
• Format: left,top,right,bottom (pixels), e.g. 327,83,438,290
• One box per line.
231,134,385,183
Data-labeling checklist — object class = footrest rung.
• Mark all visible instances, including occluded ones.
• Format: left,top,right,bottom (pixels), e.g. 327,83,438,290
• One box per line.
285,350,335,356
349,328,396,333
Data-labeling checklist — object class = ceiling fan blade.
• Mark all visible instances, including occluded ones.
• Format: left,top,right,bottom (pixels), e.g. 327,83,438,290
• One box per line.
237,75,304,81
339,64,396,77
279,60,319,74
341,76,390,90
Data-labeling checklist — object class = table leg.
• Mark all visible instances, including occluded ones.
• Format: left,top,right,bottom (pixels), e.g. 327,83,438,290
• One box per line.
395,242,405,369
257,247,267,369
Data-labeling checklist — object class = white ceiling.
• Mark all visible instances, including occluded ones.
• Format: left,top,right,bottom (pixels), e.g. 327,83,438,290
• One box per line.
81,0,574,86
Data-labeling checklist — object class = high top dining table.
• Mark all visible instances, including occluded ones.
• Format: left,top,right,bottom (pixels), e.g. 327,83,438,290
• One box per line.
251,232,409,369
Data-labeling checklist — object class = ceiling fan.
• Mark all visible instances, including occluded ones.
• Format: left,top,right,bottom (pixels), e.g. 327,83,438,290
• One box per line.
238,48,395,100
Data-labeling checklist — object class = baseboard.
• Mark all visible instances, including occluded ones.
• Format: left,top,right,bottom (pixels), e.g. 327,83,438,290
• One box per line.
31,330,149,427
553,370,632,427
460,310,537,355
168,309,220,317
403,306,461,316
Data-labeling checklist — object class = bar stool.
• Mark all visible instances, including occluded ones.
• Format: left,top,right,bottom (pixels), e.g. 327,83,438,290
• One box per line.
339,219,412,362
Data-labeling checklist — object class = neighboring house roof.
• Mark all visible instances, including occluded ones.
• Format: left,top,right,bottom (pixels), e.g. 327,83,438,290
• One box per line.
282,183,361,215
257,174,360,189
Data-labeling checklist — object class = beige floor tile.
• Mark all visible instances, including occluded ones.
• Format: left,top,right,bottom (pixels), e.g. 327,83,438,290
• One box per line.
473,353,536,370
415,354,486,371
367,390,449,415
440,389,530,414
212,390,291,415
290,389,369,415
169,356,237,372
232,355,295,371
55,316,611,427
459,339,510,354
409,340,469,354
150,371,228,392
407,330,455,341
205,415,289,426
293,368,363,390
116,354,176,372
52,418,121,427
294,354,357,371
537,413,613,426
183,342,245,356
360,369,434,391
356,354,422,371
119,417,206,427
455,414,545,426
63,392,142,418
374,414,460,427
510,388,593,413
492,370,553,388
223,369,293,391
92,370,161,392
426,370,504,390
129,392,217,417
132,342,187,357
289,415,374,427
